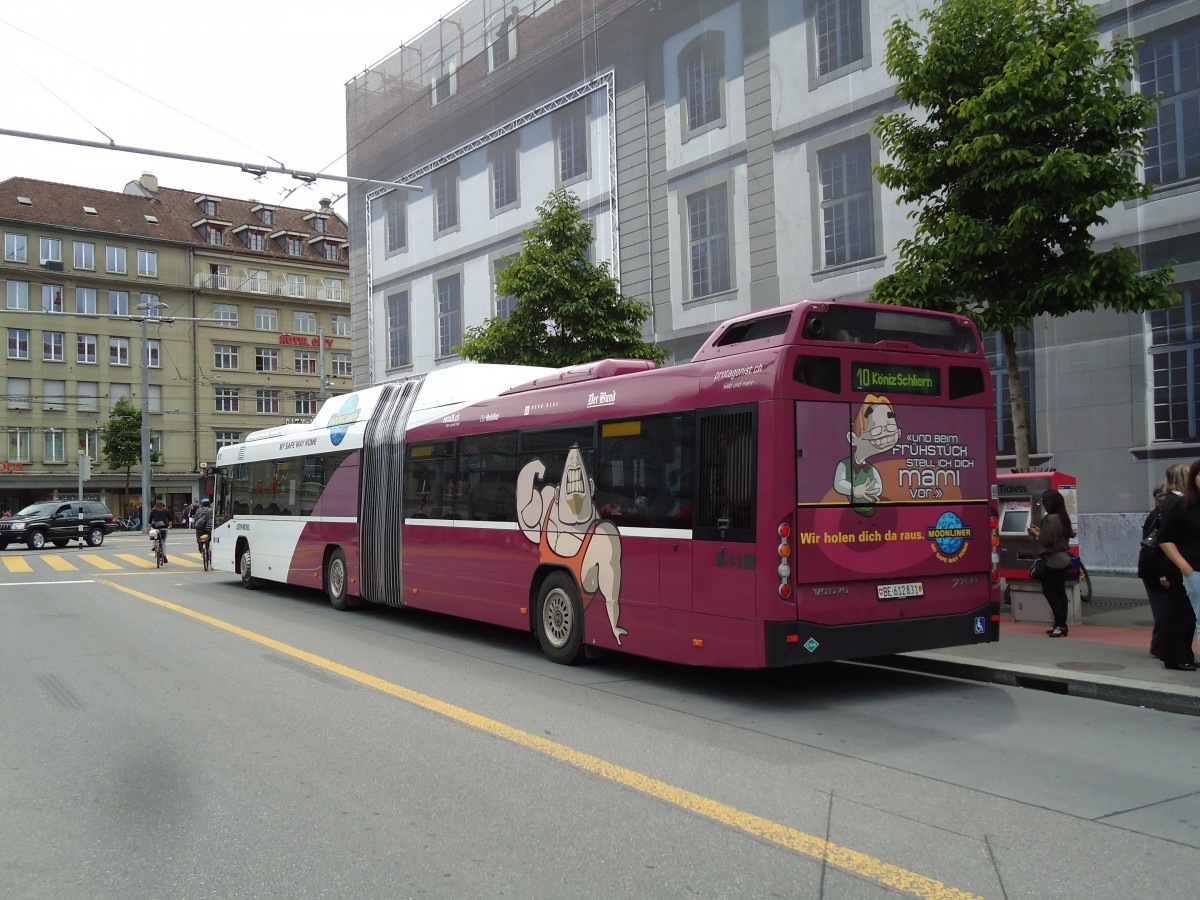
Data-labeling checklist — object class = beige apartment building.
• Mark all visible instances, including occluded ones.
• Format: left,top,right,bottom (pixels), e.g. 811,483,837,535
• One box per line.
1,174,349,520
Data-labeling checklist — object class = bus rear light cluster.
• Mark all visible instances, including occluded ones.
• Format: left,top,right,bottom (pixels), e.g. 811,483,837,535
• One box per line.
777,522,793,599
990,514,1001,582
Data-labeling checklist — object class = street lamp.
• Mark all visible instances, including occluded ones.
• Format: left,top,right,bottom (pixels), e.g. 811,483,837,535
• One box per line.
131,299,168,532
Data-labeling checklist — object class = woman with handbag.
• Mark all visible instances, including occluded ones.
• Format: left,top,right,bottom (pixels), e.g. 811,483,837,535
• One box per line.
1026,489,1074,637
1155,460,1200,671
1140,465,1189,660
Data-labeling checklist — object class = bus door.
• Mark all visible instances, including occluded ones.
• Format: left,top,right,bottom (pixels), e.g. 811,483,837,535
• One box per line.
793,395,993,622
691,405,757,618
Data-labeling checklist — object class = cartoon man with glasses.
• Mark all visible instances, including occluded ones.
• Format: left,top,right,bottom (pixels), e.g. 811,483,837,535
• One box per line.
834,394,899,517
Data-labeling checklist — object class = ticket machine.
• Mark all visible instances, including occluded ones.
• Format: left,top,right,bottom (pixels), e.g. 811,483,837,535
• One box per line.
996,471,1081,624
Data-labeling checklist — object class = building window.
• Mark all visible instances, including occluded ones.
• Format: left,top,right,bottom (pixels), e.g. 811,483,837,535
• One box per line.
331,352,352,378
288,274,307,298
216,431,241,449
137,249,157,277
106,245,126,273
216,389,240,413
686,186,731,298
813,0,865,77
145,339,161,368
79,427,100,458
6,378,31,409
680,33,725,134
77,385,99,414
8,328,31,359
105,291,128,317
255,348,280,372
209,264,230,290
1141,23,1200,187
493,258,517,321
490,141,520,212
312,217,326,234
817,134,876,267
40,285,62,313
295,351,317,374
140,293,161,316
322,278,343,301
295,392,318,416
331,314,350,337
244,231,266,251
322,242,341,262
109,384,131,408
39,237,61,264
43,331,65,362
213,303,239,327
257,207,275,226
487,6,517,71
77,335,97,364
255,308,278,330
43,430,66,463
214,344,239,369
285,236,304,256
429,46,457,105
435,169,459,234
245,269,267,293
109,337,130,366
984,331,1036,456
557,102,589,184
201,199,219,216
6,280,29,311
73,241,95,270
256,389,280,414
1149,281,1200,441
9,429,32,463
437,274,462,358
4,233,27,262
293,311,317,334
387,290,410,368
43,380,65,411
386,194,407,252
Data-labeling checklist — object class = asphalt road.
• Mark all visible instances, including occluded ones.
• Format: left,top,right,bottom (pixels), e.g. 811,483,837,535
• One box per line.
2,536,1197,899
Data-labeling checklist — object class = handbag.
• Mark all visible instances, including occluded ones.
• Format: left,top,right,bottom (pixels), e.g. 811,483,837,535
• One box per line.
1140,508,1162,550
1028,556,1046,580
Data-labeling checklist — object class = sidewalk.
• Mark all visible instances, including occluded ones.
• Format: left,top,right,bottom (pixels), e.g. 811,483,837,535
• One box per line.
879,575,1200,716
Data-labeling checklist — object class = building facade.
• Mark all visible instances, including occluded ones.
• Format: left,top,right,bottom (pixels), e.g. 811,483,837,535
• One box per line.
1,174,349,520
345,0,1199,572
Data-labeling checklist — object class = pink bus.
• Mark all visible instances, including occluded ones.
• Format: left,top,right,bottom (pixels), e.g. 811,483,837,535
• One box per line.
212,300,1000,667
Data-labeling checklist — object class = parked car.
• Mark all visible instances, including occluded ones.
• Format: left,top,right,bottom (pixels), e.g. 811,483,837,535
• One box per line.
0,500,117,550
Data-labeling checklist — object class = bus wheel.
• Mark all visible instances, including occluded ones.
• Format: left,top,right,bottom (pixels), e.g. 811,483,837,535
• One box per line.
326,549,351,611
535,572,585,665
240,546,258,590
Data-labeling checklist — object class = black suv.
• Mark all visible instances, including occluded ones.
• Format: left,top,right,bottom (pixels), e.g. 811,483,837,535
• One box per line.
0,500,117,550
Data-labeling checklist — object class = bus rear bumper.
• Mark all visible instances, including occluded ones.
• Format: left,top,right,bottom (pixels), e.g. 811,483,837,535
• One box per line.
764,604,1000,667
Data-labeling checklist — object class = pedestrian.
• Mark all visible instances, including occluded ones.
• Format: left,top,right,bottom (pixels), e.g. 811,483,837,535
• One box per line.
1156,459,1200,671
1026,489,1074,638
1140,465,1189,660
148,500,173,563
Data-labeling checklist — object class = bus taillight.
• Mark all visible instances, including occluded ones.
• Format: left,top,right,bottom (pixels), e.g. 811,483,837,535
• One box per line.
777,521,793,599
990,512,1001,582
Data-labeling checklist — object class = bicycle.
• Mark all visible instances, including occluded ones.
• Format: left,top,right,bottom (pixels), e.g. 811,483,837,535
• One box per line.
149,528,166,568
197,531,212,571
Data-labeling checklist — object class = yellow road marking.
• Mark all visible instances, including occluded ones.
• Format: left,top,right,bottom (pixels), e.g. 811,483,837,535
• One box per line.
100,578,983,900
76,554,121,570
115,554,158,569
41,555,79,572
2,557,34,573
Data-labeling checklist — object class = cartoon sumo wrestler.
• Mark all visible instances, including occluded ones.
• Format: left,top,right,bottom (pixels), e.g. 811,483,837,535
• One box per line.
517,446,626,644
833,394,899,517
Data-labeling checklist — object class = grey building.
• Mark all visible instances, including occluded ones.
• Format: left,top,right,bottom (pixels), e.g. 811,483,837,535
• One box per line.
345,0,1200,572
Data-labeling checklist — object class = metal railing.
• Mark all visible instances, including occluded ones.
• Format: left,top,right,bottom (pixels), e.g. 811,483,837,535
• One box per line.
193,273,345,302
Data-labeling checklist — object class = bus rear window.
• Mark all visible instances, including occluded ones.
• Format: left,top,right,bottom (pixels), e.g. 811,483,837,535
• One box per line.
713,312,792,347
801,304,977,353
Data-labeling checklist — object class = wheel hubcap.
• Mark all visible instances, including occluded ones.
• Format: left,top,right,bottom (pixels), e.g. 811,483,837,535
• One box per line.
543,588,572,648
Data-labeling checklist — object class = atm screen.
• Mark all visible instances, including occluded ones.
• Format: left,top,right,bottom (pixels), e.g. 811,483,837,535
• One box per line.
1000,508,1030,535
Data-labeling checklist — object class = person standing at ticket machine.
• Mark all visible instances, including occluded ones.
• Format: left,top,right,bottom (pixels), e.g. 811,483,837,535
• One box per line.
1027,489,1074,638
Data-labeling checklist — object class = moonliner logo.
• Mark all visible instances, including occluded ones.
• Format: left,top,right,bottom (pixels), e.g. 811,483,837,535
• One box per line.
328,395,361,446
928,511,972,563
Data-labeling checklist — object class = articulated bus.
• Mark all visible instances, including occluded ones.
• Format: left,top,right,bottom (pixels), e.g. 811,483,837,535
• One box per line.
212,300,1000,668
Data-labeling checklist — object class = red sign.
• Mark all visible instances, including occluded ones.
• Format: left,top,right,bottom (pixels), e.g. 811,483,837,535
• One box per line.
278,335,335,347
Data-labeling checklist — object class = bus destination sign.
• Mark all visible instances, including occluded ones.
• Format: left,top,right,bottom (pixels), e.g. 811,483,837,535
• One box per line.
852,362,940,396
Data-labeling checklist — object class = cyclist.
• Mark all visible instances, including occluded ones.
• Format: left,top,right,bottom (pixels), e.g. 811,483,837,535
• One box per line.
148,500,172,563
194,497,214,563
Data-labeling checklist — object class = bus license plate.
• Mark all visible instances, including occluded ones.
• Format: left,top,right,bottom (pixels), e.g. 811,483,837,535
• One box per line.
877,582,923,600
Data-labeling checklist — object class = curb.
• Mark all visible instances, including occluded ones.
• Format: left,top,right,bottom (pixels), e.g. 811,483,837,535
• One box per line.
868,653,1200,717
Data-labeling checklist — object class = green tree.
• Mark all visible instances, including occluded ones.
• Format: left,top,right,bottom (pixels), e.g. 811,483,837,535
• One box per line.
871,0,1177,470
101,396,161,510
459,188,669,367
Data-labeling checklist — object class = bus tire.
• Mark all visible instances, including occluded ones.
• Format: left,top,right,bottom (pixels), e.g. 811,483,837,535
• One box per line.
535,572,585,665
240,546,258,590
326,549,351,611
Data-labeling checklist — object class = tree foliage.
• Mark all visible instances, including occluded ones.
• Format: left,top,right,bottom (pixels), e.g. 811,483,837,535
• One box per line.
870,0,1177,469
101,396,161,501
459,188,669,367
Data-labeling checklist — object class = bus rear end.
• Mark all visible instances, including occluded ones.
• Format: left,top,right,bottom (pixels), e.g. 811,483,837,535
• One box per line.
765,303,999,664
